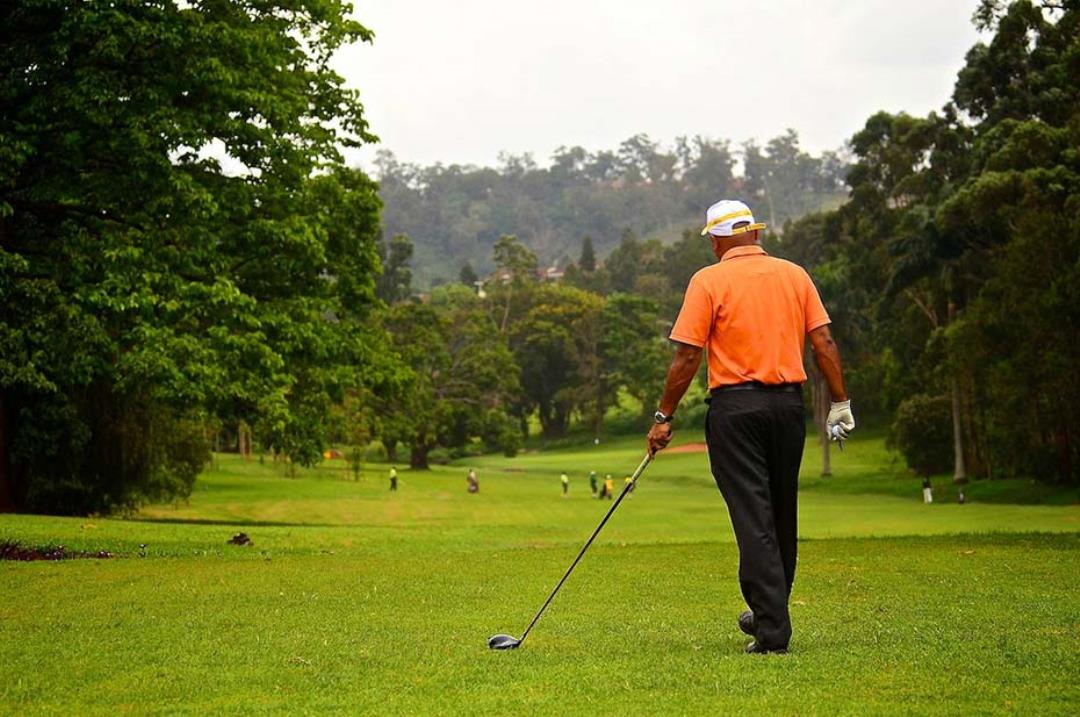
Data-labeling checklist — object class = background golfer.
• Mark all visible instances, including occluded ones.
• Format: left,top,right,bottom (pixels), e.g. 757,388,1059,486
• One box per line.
647,199,855,654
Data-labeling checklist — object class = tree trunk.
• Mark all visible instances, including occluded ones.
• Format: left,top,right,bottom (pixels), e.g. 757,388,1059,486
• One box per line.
538,402,568,439
810,362,831,476
500,284,513,333
948,302,968,485
0,392,14,512
238,420,252,460
762,177,778,231
961,373,985,478
950,380,968,484
1057,429,1072,485
383,439,398,464
410,444,430,470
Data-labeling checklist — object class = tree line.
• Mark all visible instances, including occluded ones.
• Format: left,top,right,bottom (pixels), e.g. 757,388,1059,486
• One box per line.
3,0,1076,516
359,231,714,469
376,130,848,287
770,0,1080,485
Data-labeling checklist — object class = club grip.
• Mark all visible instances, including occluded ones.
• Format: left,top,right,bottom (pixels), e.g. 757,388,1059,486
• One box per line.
628,453,652,485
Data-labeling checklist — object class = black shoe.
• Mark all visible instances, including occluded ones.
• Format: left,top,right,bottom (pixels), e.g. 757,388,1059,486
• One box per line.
737,610,756,637
745,641,788,655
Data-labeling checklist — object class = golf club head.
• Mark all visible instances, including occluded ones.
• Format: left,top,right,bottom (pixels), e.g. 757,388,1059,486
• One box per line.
487,634,521,650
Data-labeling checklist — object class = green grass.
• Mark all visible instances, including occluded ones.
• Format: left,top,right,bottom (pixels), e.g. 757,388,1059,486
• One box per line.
1,433,1078,715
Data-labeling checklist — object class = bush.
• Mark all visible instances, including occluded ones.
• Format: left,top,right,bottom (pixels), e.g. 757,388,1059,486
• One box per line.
15,389,210,515
890,394,953,478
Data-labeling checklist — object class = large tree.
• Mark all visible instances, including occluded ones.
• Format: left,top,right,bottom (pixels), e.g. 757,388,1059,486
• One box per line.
509,284,604,439
601,294,671,426
0,1,386,513
380,286,520,469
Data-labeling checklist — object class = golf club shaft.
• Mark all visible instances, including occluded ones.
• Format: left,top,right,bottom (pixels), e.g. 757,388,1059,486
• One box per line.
517,453,653,645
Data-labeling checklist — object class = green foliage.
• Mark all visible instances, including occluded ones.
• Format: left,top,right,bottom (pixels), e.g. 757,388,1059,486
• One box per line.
458,262,479,286
578,236,597,273
377,132,848,287
379,285,520,468
890,395,953,478
492,234,538,281
601,294,671,424
510,284,604,438
772,0,1080,484
0,0,386,512
376,234,414,304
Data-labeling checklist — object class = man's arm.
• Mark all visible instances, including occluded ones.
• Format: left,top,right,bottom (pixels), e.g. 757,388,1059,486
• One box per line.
808,325,847,401
646,342,704,456
808,325,855,439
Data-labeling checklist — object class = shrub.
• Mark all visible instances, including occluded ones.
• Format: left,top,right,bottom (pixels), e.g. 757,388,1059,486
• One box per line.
890,394,953,478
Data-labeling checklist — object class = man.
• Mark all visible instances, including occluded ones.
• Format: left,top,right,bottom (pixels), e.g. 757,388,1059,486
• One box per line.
646,199,854,655
589,470,598,496
467,468,479,494
389,466,398,492
560,471,570,497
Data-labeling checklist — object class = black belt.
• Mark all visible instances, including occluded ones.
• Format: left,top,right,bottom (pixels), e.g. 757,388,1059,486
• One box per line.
710,381,802,396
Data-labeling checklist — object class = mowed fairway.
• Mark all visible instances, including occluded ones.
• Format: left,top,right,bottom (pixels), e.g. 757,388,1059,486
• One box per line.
2,435,1078,715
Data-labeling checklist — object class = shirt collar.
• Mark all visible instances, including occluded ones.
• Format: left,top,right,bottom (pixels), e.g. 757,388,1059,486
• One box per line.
720,244,768,261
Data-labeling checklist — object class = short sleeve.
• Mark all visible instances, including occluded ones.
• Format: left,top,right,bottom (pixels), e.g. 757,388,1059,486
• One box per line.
802,270,831,332
669,272,714,347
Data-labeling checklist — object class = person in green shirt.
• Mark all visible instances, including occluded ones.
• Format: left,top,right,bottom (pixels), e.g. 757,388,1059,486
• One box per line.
389,466,398,492
560,471,569,497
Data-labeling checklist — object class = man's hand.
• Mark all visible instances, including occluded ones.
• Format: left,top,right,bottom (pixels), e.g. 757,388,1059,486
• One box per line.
647,423,673,456
827,400,855,440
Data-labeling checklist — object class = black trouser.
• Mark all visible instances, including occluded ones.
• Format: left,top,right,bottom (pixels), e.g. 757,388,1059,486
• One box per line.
705,385,805,649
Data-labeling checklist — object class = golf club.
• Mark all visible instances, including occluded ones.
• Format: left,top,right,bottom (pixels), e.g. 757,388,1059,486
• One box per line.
488,452,653,651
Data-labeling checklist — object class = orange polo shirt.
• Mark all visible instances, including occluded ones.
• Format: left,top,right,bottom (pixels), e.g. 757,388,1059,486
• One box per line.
669,245,830,389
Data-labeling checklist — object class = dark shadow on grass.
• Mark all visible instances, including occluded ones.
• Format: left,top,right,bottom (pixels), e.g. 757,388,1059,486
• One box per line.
124,517,340,528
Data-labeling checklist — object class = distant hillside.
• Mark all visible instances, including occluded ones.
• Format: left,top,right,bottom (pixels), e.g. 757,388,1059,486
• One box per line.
373,130,849,287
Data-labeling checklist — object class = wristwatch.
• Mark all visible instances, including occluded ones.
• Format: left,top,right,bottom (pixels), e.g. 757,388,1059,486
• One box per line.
653,410,674,425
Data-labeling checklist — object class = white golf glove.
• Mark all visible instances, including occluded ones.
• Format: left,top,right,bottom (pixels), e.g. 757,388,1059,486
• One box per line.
827,400,855,440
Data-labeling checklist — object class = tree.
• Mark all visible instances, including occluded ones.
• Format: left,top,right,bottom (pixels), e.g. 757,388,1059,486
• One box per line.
0,1,386,513
376,234,414,304
601,294,671,425
579,236,597,273
489,234,538,332
605,230,644,294
787,0,1080,487
678,136,735,208
509,285,604,439
374,133,849,287
380,286,520,468
459,262,479,286
661,229,717,314
891,395,953,479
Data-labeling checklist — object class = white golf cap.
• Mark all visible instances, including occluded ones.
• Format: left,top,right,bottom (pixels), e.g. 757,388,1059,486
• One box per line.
700,199,767,237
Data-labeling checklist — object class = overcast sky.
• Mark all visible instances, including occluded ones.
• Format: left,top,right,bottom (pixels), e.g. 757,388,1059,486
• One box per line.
336,0,985,170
